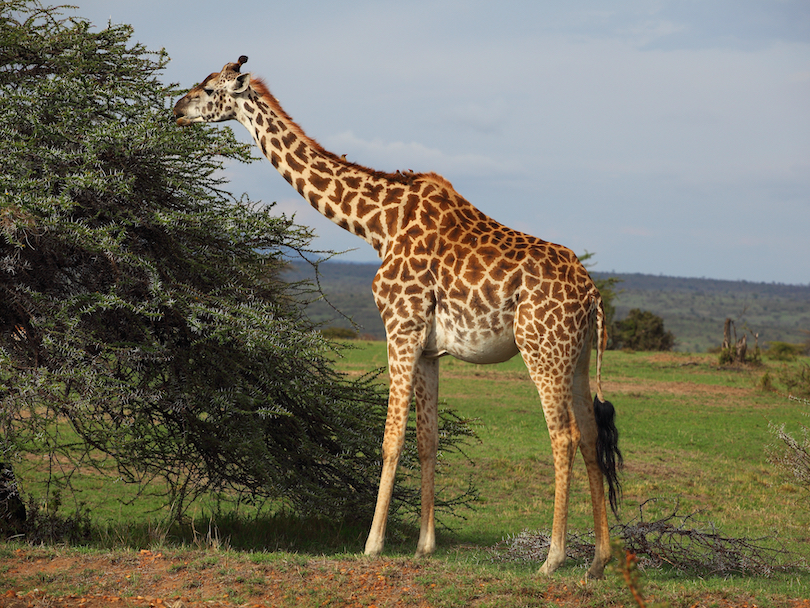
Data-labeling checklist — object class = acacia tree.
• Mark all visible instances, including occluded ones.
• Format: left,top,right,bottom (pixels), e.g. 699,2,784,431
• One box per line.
0,2,474,524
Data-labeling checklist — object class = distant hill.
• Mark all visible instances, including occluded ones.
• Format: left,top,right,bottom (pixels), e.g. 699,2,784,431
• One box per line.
283,261,810,353
283,261,383,339
594,272,810,352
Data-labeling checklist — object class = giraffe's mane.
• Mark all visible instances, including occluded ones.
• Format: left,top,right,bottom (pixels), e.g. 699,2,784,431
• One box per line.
250,76,455,190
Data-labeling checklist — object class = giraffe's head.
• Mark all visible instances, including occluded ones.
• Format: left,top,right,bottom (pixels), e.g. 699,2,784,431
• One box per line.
173,56,252,126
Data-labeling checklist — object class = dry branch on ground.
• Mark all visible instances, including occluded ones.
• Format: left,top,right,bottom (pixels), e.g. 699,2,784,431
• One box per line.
490,498,802,576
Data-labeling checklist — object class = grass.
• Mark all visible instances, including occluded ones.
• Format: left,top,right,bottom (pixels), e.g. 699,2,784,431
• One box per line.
3,344,810,606
333,344,810,596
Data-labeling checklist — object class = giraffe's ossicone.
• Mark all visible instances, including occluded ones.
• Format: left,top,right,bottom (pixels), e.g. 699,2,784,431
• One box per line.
174,56,622,579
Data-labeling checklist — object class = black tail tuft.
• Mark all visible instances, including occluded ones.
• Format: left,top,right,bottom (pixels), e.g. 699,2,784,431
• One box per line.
594,395,623,518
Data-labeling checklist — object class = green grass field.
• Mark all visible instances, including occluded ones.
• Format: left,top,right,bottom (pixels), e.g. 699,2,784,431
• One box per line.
3,344,810,606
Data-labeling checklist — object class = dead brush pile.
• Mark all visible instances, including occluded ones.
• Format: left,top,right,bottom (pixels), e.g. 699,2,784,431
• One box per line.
491,498,802,576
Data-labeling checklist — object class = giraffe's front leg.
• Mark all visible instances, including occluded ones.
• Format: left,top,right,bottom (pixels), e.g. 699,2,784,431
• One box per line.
413,357,439,557
364,341,419,557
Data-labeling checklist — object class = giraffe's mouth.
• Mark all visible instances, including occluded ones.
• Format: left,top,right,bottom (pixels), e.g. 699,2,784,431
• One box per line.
173,106,190,126
173,97,195,126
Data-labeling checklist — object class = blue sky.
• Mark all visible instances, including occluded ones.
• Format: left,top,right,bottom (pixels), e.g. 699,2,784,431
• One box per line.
74,1,809,284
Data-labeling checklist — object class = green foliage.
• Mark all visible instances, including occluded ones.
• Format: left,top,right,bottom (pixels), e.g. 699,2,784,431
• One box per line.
744,313,808,394
18,491,93,545
610,308,675,351
320,326,359,340
776,363,810,398
765,341,806,361
0,1,476,525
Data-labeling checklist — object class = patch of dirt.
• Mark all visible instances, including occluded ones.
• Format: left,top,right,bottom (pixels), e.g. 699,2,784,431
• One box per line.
595,377,753,401
621,458,683,481
643,353,708,365
1,548,435,607
3,546,809,608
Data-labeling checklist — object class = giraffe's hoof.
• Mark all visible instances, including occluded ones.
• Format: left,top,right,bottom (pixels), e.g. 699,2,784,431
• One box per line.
364,540,383,557
414,537,436,558
539,555,566,576
585,567,606,580
538,561,555,576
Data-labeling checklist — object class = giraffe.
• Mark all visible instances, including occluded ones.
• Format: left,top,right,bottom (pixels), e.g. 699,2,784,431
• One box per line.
174,56,622,578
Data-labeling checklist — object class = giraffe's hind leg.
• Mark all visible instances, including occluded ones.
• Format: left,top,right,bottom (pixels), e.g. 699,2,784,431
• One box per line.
535,379,579,576
572,344,612,579
517,345,579,574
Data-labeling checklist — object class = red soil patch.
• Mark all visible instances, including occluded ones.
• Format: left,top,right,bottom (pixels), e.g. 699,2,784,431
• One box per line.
2,548,433,607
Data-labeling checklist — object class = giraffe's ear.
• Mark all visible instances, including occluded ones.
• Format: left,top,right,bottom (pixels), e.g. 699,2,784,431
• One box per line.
232,72,251,94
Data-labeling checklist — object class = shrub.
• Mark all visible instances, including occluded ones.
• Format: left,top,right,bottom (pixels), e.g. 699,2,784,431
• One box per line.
321,327,359,340
610,309,675,352
765,341,806,361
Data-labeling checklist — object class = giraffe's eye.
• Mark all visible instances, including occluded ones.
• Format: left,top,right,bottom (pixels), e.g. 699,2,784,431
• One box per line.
203,88,215,95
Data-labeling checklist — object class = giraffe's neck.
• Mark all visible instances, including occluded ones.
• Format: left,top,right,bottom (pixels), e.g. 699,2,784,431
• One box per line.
234,81,432,258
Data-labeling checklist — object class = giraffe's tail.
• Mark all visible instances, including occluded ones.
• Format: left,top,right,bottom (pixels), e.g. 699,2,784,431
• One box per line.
593,295,623,517
594,295,609,404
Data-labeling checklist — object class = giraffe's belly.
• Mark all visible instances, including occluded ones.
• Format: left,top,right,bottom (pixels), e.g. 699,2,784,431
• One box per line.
423,315,519,365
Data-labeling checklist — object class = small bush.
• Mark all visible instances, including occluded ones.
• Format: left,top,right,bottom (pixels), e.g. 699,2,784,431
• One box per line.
611,309,675,352
777,363,810,398
765,341,806,361
321,327,359,340
20,492,93,545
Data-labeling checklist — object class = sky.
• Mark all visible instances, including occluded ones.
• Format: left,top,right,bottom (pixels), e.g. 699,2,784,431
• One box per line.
72,1,809,284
